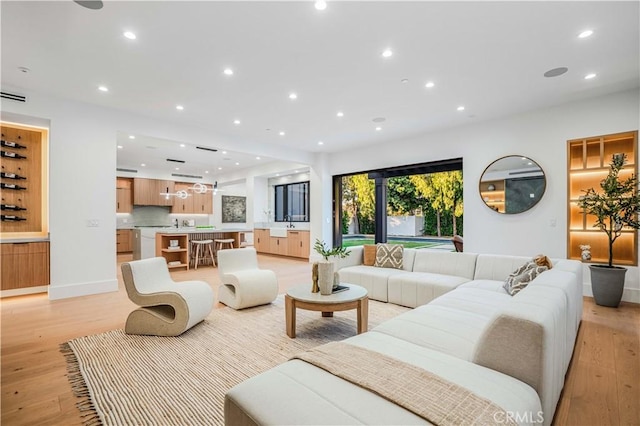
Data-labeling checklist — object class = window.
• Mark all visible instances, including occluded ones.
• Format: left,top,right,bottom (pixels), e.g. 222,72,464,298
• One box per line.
275,181,310,222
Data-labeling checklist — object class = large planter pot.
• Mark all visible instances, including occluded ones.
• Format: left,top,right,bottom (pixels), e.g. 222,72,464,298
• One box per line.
317,261,335,295
589,264,626,308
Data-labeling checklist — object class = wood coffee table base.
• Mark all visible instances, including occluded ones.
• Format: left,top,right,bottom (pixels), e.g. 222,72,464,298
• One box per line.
285,294,369,338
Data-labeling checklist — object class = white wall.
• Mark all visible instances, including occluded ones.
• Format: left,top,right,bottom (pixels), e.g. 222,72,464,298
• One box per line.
326,89,640,302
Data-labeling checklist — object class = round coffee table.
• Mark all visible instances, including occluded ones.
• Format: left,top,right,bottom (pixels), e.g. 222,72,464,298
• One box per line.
284,283,369,338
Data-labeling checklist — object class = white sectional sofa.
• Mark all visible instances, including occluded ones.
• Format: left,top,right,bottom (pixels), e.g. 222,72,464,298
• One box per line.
224,248,583,426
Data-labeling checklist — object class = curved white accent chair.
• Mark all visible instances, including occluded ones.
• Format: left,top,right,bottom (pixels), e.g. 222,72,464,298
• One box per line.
121,257,214,336
217,247,278,310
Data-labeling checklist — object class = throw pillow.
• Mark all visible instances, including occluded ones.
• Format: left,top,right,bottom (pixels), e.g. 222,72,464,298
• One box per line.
363,245,376,266
374,244,404,269
503,260,548,296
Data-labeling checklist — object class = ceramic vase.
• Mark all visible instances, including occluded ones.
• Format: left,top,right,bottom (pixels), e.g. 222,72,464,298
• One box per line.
317,261,334,295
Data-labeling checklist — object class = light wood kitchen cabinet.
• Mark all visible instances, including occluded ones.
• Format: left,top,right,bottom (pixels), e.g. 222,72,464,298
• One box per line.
193,185,213,214
116,229,132,253
133,178,174,206
116,178,133,213
254,229,270,253
1,241,50,290
171,182,194,213
156,233,189,270
270,237,288,256
287,230,310,258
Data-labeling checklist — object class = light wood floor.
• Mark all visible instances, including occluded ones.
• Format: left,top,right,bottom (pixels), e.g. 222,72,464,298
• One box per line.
1,254,638,426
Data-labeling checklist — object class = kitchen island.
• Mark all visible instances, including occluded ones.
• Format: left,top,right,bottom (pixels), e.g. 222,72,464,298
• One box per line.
153,228,252,269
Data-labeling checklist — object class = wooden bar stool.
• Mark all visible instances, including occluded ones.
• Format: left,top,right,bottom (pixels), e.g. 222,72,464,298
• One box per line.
214,238,235,252
191,239,216,269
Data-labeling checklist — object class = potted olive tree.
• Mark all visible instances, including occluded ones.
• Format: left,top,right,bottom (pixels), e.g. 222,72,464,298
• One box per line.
577,153,640,307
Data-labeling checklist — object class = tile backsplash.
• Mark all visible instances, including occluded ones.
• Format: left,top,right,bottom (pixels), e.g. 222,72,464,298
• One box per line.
117,206,211,228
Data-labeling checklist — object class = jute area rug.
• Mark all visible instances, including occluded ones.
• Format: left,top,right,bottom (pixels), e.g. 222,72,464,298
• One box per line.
62,296,409,426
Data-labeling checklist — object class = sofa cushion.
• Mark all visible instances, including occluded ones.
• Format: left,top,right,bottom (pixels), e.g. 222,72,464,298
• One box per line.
473,254,533,281
387,272,471,308
339,265,405,302
412,250,478,279
375,244,404,269
363,244,376,266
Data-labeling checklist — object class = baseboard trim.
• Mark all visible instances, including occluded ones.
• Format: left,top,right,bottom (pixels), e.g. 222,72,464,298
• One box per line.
48,279,118,300
1,285,48,299
583,283,640,304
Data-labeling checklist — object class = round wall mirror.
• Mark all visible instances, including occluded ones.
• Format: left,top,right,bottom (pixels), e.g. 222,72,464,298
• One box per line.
479,155,546,214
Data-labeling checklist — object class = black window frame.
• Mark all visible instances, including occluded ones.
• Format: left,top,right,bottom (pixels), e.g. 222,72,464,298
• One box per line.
274,180,310,222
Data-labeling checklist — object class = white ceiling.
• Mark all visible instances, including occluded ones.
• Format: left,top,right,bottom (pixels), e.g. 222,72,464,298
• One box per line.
1,1,639,175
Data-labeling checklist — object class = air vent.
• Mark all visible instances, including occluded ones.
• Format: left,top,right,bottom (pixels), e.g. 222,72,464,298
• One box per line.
172,173,203,179
1,91,26,103
196,146,218,152
116,168,138,173
166,158,186,163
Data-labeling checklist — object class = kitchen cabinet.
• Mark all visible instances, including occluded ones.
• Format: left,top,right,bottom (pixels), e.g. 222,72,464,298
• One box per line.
156,233,189,270
171,182,194,213
567,131,637,265
254,229,270,253
1,241,50,290
270,237,288,256
116,178,133,213
133,178,174,206
287,230,310,259
193,185,213,214
116,229,132,253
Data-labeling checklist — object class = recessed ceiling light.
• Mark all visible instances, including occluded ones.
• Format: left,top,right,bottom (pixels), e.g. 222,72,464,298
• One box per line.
375,127,382,131
117,145,123,149
584,73,597,80
179,144,185,148
176,105,184,110
372,117,385,123
578,30,593,39
318,141,324,145
73,1,103,10
314,0,327,11
382,49,393,58
223,68,234,76
205,171,209,174
276,173,280,177
128,135,135,139
425,81,435,88
141,163,146,167
175,167,179,171
337,111,344,117
235,162,240,166
457,106,465,111
279,131,285,136
123,31,136,40
256,156,261,160
222,151,227,154
289,92,298,100
233,119,241,125
401,79,409,84
98,85,109,92
17,66,30,73
544,67,568,78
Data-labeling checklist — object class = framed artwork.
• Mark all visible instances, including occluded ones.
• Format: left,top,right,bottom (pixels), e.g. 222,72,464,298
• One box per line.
221,195,246,223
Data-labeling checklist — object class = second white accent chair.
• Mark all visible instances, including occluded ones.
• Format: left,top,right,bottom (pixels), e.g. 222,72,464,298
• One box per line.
217,247,278,310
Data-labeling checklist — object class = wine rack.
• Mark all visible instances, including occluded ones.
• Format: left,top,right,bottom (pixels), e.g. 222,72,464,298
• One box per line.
0,123,48,236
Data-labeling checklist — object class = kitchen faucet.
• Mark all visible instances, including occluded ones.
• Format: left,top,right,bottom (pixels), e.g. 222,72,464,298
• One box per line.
285,215,295,229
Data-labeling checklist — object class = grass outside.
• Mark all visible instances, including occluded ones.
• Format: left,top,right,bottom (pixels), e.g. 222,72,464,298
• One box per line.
342,239,438,249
